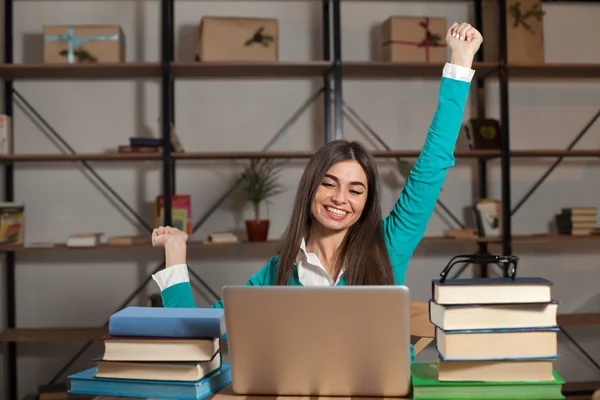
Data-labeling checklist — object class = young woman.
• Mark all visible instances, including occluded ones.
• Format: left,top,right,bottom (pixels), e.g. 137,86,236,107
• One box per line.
152,22,482,310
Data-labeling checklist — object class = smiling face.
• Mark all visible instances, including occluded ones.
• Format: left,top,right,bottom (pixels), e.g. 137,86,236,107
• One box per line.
310,160,368,233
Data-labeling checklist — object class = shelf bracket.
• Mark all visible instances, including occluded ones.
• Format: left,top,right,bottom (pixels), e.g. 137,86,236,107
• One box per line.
511,108,600,217
12,89,153,232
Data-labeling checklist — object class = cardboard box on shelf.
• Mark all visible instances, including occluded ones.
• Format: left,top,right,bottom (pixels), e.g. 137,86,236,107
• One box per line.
482,0,545,64
381,16,447,63
195,16,278,62
43,25,125,64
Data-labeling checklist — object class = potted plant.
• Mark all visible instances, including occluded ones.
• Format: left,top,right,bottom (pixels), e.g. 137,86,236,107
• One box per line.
239,158,284,242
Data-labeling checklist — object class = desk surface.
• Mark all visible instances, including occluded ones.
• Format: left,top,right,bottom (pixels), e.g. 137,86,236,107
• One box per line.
81,384,595,400
84,384,411,400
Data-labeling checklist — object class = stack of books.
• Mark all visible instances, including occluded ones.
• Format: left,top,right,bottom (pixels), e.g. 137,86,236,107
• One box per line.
555,207,598,236
412,276,566,399
68,306,231,399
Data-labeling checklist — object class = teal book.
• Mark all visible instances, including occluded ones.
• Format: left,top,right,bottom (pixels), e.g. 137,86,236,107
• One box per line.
68,363,231,399
412,363,565,399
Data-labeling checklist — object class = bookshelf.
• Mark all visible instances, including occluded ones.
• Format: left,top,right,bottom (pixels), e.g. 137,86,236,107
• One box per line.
2,0,600,399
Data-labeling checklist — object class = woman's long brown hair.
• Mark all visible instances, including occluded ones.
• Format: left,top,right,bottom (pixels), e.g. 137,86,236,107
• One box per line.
275,140,394,285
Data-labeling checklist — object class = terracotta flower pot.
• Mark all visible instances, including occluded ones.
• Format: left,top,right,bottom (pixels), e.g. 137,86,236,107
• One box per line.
246,220,270,242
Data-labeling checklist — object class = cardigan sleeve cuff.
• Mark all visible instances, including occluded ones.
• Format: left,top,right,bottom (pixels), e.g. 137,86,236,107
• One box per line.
152,263,190,291
443,62,475,82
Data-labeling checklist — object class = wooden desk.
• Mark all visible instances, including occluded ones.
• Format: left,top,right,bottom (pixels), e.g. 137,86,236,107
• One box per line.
77,384,598,400
82,384,410,400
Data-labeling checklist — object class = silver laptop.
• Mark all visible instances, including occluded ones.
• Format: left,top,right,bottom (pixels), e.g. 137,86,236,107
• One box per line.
222,285,411,397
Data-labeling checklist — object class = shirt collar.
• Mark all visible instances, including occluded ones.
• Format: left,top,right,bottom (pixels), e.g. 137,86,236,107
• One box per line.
297,237,345,281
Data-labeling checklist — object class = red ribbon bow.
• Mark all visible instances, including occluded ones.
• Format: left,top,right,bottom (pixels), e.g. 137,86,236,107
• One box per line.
384,17,445,62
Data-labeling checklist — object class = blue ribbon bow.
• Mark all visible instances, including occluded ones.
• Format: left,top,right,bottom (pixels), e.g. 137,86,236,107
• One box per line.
44,26,121,63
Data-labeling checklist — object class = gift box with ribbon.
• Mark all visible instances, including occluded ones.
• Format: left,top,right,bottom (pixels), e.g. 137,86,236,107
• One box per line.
482,0,545,64
381,16,447,63
195,16,278,62
43,25,125,64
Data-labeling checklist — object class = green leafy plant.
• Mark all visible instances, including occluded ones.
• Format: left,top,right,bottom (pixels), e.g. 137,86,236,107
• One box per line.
239,158,284,221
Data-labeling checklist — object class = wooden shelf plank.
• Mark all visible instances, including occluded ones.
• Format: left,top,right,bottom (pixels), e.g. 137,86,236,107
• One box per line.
3,234,600,253
0,242,157,252
341,61,498,79
507,63,600,79
509,149,600,157
492,234,600,243
0,153,163,162
0,327,107,343
0,236,476,253
0,63,161,80
6,234,600,253
0,150,498,163
171,61,332,78
4,149,599,162
558,313,600,327
174,149,499,160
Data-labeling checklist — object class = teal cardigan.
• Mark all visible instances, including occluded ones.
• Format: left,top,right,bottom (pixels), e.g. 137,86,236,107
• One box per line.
160,75,470,363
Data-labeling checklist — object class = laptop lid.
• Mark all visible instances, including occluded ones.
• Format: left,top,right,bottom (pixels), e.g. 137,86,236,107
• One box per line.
222,285,411,397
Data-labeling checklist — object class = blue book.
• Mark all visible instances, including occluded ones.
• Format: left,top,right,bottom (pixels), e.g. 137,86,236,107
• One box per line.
69,364,231,399
130,137,162,147
109,307,224,338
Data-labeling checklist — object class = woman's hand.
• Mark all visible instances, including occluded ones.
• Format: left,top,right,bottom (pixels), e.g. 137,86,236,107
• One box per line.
153,226,188,268
152,225,188,247
446,22,483,69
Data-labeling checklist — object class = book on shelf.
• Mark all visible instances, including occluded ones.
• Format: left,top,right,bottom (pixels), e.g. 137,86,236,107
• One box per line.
118,145,160,153
154,194,191,235
555,207,597,236
66,232,103,247
106,235,149,245
0,202,24,244
208,232,239,243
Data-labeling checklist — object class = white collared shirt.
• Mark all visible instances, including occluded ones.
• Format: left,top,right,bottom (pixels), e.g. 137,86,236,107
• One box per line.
296,238,344,286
